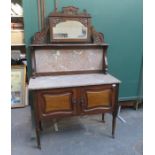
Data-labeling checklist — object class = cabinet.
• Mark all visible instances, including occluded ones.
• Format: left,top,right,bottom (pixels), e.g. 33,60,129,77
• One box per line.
29,74,120,149
28,6,120,149
34,84,117,119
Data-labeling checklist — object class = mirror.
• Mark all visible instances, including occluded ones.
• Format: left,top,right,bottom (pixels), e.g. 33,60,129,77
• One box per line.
53,20,87,39
49,6,91,42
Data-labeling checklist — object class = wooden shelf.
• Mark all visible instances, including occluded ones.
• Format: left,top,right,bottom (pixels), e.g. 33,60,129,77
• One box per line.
11,29,24,32
11,44,26,54
11,15,23,18
11,44,26,46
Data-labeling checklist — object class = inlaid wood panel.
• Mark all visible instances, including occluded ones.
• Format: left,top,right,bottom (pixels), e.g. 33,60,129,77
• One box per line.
43,93,72,113
86,89,111,108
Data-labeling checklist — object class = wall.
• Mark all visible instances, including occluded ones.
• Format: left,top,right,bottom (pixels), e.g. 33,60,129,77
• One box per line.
23,0,143,100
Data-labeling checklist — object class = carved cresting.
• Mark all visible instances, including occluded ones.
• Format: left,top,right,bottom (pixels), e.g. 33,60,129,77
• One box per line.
33,26,49,44
62,6,79,15
49,6,91,22
91,26,104,43
61,6,90,17
33,6,105,44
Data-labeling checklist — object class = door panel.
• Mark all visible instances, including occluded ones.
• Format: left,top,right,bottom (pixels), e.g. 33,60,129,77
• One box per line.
37,89,76,118
81,85,116,113
87,89,112,108
43,93,72,112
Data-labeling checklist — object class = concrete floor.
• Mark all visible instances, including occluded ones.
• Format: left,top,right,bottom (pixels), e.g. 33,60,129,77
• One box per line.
11,106,143,155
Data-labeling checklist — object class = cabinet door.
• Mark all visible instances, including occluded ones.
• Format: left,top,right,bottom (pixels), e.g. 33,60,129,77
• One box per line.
37,88,76,118
80,84,117,114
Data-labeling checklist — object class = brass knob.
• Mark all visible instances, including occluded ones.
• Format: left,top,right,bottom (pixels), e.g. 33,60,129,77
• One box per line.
80,98,85,107
112,84,116,87
72,99,77,104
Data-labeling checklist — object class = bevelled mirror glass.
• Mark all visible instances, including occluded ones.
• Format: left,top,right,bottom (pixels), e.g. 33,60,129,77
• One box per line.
49,6,91,43
53,20,87,39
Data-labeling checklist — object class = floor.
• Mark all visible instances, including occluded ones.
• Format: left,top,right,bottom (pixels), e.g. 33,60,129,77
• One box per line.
11,106,143,155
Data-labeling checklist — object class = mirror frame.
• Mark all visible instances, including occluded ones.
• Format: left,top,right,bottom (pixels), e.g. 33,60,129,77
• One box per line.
49,6,91,43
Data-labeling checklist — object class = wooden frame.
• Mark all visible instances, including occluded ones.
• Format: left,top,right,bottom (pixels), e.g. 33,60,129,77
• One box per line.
11,65,26,108
33,6,104,44
49,6,91,43
37,0,45,30
30,43,108,77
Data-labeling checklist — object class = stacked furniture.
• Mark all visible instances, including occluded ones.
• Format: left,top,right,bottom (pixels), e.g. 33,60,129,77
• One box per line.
11,0,27,108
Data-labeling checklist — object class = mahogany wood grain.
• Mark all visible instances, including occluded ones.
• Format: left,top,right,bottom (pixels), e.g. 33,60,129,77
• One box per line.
43,93,72,112
86,89,111,108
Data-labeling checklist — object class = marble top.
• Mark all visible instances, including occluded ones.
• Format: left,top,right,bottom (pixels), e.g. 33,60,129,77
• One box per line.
28,73,121,90
35,48,103,73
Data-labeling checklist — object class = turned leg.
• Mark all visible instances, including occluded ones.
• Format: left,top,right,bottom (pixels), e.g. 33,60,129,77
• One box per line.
35,117,41,149
30,104,37,139
39,121,43,131
36,127,41,149
33,92,41,149
102,113,105,123
112,84,119,138
112,113,117,138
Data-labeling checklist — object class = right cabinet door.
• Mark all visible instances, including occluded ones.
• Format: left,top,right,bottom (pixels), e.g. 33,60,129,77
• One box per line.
80,84,117,114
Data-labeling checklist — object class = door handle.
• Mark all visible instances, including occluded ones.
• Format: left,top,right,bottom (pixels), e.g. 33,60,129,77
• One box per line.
80,98,85,107
72,98,77,104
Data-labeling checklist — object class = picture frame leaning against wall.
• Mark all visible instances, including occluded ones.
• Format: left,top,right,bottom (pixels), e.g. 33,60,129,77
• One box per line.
11,65,26,108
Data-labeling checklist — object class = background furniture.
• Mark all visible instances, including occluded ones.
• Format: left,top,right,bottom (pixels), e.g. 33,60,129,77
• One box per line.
11,0,28,107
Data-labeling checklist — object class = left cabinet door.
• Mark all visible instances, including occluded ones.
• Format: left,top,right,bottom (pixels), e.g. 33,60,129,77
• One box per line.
36,88,76,118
